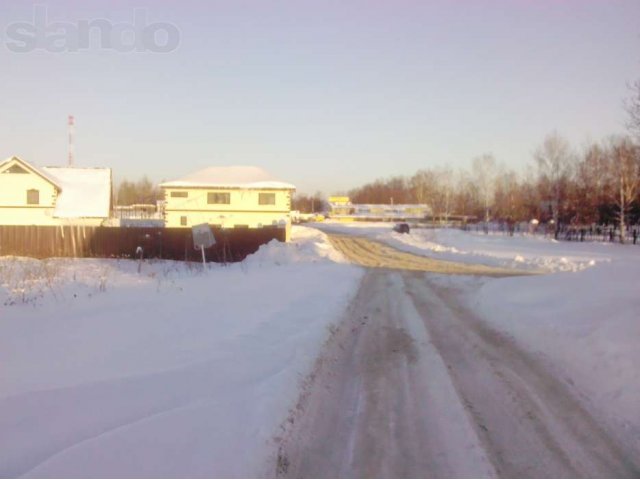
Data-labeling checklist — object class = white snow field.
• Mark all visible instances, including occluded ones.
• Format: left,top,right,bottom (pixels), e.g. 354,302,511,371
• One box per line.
0,227,363,478
319,221,640,451
2,222,639,477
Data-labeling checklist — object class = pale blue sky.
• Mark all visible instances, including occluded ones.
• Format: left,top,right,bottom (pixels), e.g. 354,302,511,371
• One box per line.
0,0,639,194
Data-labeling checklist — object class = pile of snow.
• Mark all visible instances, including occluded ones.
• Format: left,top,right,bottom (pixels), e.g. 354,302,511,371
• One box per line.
0,227,362,477
246,226,349,266
463,253,640,448
406,229,607,272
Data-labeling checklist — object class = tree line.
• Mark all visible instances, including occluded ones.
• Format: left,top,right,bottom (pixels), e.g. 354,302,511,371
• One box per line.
115,176,163,206
348,82,640,242
291,192,325,213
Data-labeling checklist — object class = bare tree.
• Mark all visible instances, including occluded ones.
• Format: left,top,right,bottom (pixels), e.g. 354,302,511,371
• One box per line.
409,169,438,206
471,154,497,230
116,176,162,206
432,166,455,224
453,169,477,218
349,176,411,204
292,192,325,213
575,142,610,224
534,132,575,237
606,137,640,243
625,79,640,141
494,167,525,225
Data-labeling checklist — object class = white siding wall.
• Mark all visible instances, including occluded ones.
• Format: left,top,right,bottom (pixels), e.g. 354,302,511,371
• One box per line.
163,187,293,240
0,165,58,225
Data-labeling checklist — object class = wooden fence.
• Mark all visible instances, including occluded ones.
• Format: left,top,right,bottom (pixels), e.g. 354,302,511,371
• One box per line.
0,225,286,262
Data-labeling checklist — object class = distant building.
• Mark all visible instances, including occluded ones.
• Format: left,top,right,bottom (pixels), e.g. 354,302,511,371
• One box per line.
160,166,295,241
328,195,431,221
0,156,112,226
328,196,353,216
110,203,165,228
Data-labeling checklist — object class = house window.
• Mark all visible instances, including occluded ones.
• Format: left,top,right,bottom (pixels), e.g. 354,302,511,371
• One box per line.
258,193,276,205
26,189,39,205
180,216,187,226
171,191,188,198
2,164,29,174
208,192,230,204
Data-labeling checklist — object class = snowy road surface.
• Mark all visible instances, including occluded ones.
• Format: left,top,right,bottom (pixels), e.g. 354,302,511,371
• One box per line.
327,233,533,276
276,234,640,478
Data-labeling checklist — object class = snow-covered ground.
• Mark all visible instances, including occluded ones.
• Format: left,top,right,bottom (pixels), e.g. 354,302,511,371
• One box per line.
3,222,639,476
318,221,640,450
0,226,363,478
465,257,640,449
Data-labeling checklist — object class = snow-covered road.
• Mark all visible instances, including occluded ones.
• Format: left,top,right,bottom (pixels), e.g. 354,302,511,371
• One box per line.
327,232,533,275
277,267,639,478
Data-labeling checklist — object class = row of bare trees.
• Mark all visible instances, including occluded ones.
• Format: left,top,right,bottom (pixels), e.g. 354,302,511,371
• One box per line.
115,177,163,206
347,82,640,242
291,192,325,213
348,133,639,240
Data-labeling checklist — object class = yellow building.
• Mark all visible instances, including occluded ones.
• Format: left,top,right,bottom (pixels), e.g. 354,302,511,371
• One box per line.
160,166,295,241
0,156,112,226
328,196,354,216
327,194,432,221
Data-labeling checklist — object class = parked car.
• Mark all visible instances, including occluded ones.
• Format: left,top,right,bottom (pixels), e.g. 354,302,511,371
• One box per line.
393,222,410,234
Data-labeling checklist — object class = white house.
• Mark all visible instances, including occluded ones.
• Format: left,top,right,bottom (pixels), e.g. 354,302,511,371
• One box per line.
160,166,295,240
0,156,112,226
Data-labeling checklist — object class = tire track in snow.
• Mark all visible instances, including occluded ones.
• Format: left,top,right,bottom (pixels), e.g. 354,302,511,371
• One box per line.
327,233,532,276
404,274,640,478
276,270,495,478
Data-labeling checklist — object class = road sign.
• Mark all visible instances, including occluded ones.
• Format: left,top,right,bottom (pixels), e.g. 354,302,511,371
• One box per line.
192,223,216,249
192,224,216,266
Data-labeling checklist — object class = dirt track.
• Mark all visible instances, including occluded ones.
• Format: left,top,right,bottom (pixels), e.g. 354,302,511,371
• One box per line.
274,235,639,478
327,233,532,276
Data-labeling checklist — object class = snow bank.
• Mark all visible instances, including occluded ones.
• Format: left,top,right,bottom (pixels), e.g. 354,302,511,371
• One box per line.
463,255,640,450
0,226,363,477
246,226,349,266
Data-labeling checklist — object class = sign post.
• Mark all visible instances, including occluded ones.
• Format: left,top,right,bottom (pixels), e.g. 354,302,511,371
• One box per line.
192,224,216,266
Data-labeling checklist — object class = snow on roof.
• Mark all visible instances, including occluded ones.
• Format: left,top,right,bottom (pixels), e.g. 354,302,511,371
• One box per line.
43,167,112,218
160,166,295,190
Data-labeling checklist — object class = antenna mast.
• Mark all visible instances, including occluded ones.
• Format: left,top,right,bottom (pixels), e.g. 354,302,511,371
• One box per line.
68,115,75,166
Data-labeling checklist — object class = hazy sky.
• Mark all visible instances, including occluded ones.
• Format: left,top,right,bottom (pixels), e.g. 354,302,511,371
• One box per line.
0,0,639,194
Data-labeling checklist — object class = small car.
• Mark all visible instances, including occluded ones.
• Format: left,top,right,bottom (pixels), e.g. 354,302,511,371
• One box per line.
393,222,410,234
